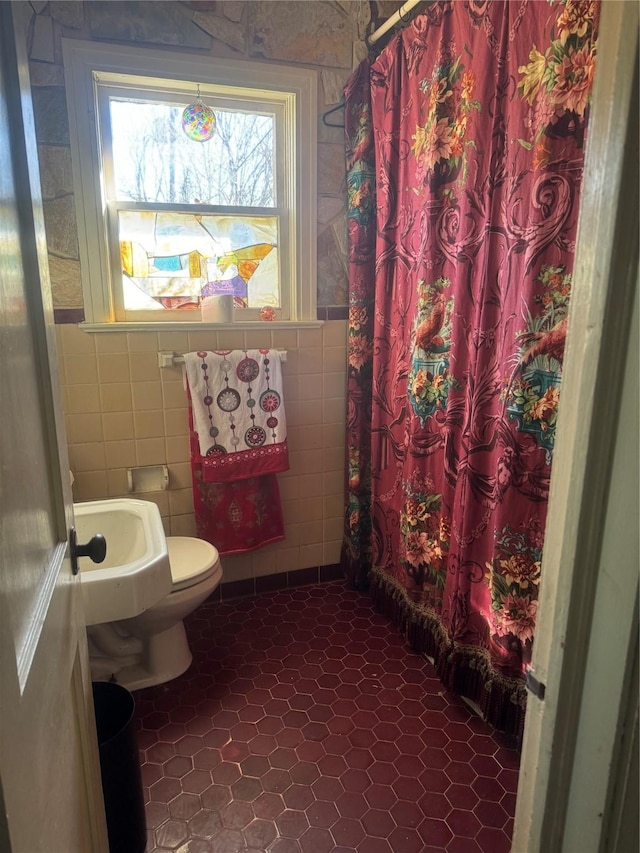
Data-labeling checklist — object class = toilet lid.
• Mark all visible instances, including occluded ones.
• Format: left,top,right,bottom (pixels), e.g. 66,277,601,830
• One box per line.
166,536,220,591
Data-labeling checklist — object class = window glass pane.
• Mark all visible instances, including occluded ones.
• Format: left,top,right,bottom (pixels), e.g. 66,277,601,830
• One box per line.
118,210,280,311
109,99,275,207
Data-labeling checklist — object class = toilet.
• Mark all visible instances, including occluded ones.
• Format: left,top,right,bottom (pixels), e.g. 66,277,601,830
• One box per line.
87,536,222,691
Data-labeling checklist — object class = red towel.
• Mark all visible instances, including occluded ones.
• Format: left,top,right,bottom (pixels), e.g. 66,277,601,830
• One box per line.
185,351,288,555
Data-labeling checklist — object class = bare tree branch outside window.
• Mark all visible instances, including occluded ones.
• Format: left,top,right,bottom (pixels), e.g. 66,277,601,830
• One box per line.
110,100,275,207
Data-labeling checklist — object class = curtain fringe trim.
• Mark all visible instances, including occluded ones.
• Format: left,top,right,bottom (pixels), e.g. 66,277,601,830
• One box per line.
369,567,527,742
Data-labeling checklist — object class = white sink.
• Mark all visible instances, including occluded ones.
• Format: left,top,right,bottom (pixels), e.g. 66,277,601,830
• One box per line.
74,498,172,626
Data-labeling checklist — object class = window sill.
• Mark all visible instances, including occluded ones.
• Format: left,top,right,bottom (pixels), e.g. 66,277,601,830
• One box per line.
80,320,325,333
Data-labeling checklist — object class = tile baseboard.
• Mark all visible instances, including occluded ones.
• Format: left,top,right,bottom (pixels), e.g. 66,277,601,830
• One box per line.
210,563,343,602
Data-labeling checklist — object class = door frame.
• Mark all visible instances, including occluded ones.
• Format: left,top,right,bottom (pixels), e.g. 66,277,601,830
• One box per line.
513,2,639,850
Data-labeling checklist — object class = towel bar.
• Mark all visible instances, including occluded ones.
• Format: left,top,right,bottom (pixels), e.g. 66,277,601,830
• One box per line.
157,350,287,368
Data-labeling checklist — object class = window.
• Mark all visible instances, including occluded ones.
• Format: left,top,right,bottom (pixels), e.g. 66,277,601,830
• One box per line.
63,41,318,328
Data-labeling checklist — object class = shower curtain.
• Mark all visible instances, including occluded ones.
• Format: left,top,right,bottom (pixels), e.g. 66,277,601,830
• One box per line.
342,0,599,737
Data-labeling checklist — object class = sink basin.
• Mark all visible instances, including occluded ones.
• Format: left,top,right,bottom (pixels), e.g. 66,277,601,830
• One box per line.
74,498,172,626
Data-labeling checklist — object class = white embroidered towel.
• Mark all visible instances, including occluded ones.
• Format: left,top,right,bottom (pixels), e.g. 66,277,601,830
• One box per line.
184,349,289,482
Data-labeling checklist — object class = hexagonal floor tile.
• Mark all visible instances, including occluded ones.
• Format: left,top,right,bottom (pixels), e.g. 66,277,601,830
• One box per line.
135,581,520,853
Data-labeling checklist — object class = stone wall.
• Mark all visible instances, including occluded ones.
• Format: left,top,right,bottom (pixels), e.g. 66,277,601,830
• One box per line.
28,0,402,316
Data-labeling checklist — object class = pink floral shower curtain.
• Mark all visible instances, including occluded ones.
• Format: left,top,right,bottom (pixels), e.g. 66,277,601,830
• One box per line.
342,0,599,737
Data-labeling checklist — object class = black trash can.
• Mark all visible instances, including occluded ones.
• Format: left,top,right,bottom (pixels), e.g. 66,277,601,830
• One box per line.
92,682,146,853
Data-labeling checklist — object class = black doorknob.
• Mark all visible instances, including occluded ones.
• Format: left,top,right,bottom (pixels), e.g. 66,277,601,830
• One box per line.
69,527,107,576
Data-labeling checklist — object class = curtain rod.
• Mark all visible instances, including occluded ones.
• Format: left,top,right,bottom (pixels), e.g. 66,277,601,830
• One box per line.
367,0,424,46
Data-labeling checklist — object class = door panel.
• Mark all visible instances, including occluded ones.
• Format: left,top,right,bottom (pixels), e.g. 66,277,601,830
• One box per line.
0,34,59,685
512,3,639,850
0,4,108,850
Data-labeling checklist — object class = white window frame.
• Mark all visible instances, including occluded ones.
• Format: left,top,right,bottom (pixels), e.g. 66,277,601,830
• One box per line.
62,39,319,330
99,83,289,323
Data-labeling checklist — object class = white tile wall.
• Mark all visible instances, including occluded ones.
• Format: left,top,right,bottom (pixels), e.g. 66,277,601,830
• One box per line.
58,322,348,581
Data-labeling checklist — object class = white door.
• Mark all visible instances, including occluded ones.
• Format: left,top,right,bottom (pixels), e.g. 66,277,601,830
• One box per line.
513,2,639,851
0,5,108,851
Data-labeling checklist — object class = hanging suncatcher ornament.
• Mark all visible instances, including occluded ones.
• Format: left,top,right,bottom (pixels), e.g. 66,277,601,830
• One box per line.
182,84,217,142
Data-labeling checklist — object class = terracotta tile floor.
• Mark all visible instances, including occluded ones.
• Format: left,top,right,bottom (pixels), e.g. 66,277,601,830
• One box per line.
134,581,520,853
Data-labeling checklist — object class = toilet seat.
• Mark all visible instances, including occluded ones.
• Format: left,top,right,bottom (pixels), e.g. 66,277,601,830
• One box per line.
167,536,221,592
